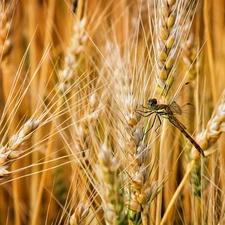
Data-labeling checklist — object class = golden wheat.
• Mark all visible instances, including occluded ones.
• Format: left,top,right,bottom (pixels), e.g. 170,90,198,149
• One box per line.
0,0,225,225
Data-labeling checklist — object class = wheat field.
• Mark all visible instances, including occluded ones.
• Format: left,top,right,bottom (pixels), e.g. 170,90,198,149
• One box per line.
0,0,225,224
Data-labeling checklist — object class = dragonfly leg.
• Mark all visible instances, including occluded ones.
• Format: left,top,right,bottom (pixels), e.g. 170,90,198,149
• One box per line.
136,110,154,117
154,115,162,133
140,104,150,110
141,114,157,140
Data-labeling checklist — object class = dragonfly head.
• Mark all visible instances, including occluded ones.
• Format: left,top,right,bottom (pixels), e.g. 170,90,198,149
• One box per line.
148,98,157,109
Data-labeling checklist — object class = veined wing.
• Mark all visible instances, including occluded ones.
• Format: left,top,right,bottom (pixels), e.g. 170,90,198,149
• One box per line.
170,82,195,107
170,102,196,130
169,101,182,115
169,82,196,128
170,101,196,119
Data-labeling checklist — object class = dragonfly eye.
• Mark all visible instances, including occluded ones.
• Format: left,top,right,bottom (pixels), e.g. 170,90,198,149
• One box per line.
148,98,157,109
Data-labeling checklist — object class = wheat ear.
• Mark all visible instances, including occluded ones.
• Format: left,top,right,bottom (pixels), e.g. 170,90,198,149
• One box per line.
155,0,177,96
0,119,39,179
70,202,90,225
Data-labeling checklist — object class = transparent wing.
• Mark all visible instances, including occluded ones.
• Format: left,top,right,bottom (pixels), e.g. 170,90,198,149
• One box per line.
169,101,182,115
170,82,195,107
172,102,196,130
169,82,196,129
180,102,196,122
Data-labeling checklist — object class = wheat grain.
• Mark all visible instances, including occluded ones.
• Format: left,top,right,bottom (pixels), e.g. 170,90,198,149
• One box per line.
70,202,90,225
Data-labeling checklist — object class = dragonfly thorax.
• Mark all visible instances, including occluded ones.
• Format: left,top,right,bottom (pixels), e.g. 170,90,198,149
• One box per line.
148,98,157,109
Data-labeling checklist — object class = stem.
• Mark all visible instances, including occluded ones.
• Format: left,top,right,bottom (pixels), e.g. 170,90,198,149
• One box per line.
160,160,196,225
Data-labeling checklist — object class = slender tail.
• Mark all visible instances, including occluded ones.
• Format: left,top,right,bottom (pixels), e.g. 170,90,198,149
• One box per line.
180,129,205,157
169,117,205,157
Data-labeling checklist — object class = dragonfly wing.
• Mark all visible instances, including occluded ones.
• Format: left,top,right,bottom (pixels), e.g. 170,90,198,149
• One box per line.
170,102,196,129
169,82,196,128
180,102,196,121
171,82,195,104
170,101,182,115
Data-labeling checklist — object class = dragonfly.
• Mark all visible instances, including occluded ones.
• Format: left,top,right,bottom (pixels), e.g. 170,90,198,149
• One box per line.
136,82,205,157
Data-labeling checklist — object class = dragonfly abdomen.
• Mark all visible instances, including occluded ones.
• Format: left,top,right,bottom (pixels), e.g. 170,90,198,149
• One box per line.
181,129,205,157
168,116,205,157
168,116,186,131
